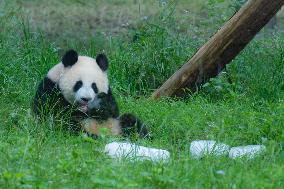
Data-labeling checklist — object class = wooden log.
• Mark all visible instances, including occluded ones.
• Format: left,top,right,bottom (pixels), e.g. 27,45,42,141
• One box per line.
151,0,284,99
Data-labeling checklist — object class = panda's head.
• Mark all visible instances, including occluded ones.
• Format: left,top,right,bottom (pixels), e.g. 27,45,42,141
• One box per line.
47,50,109,112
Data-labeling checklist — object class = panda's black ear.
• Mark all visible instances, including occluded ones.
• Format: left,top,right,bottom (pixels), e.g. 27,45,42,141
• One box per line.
96,53,108,71
62,49,78,67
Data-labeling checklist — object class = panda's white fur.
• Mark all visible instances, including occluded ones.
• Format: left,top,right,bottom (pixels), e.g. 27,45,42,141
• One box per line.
33,50,149,138
47,62,64,83
45,54,119,135
47,55,109,112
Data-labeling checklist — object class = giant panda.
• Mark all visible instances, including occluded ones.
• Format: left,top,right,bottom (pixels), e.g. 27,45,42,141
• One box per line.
33,49,149,138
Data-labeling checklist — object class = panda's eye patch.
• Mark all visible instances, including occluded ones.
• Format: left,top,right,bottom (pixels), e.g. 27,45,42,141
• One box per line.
92,83,98,93
73,80,83,92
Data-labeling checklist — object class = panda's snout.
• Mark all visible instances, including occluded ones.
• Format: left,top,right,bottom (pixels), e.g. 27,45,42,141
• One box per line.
81,97,92,103
75,87,96,104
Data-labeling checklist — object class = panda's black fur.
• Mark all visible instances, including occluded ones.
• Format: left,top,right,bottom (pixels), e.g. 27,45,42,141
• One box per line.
33,50,149,138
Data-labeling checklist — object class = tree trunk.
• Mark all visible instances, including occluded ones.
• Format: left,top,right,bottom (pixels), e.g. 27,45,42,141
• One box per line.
151,0,284,99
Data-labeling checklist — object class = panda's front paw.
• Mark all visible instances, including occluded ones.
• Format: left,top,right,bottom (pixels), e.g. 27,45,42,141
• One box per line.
87,92,107,111
88,98,102,110
87,93,110,118
97,92,108,99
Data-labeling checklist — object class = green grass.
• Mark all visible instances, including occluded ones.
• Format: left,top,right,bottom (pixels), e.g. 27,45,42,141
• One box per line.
1,1,284,188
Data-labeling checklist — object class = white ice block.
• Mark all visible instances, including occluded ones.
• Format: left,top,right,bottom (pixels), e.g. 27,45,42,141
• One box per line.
104,142,170,163
229,145,266,159
190,140,230,158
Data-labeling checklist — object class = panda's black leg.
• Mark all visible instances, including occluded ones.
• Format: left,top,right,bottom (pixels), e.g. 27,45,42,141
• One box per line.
119,113,150,139
83,130,99,140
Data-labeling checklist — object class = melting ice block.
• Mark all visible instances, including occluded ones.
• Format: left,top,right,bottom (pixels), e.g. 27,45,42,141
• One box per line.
229,145,266,159
190,140,230,158
104,142,170,163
